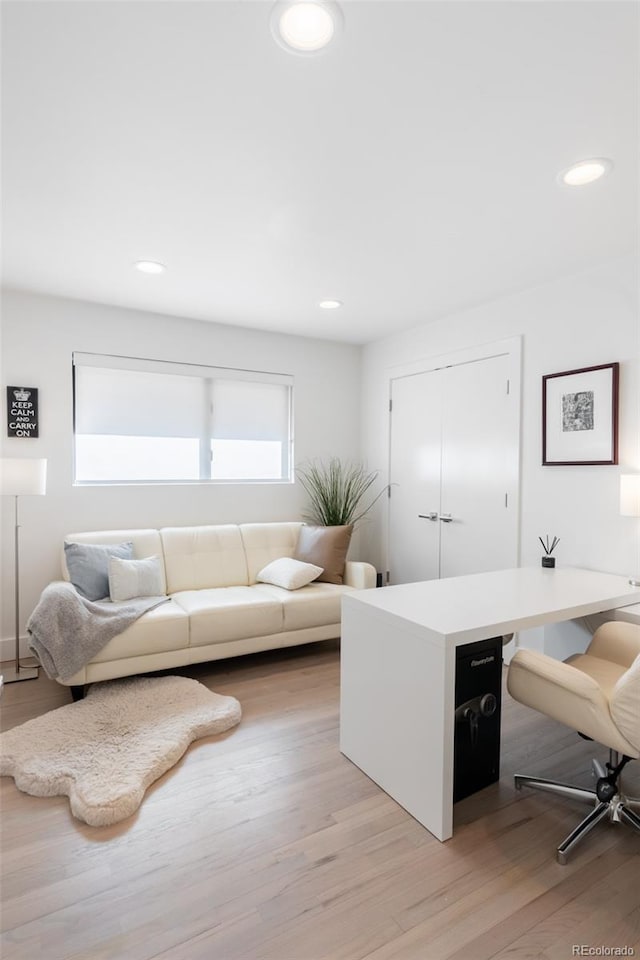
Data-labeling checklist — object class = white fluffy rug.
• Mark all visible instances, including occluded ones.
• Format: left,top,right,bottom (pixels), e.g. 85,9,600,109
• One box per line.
0,675,241,826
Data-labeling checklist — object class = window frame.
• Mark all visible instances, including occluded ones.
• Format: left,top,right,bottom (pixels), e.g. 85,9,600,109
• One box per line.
72,351,294,486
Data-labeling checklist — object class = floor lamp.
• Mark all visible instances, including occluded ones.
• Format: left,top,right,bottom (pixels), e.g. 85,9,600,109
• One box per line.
620,474,640,587
1,457,47,683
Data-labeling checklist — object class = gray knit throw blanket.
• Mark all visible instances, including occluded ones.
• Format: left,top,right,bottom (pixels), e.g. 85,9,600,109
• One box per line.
27,581,169,683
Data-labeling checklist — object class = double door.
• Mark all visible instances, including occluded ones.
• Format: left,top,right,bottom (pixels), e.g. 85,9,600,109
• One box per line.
388,353,517,584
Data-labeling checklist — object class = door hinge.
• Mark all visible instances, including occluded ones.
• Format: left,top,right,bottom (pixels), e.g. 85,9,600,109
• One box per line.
386,571,390,584
505,492,508,507
388,485,391,498
389,398,393,412
506,379,510,395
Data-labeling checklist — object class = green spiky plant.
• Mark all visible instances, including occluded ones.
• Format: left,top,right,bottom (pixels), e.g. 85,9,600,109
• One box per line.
296,458,385,526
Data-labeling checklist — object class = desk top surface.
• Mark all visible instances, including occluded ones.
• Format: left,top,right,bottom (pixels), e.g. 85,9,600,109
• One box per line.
343,567,640,644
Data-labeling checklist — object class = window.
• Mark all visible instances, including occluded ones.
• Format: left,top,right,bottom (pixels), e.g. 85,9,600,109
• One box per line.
73,353,293,484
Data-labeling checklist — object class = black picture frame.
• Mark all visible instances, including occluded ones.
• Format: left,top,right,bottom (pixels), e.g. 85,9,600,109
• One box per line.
6,386,39,439
542,362,618,465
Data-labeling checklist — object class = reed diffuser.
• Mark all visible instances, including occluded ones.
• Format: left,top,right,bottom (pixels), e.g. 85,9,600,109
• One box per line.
539,534,560,568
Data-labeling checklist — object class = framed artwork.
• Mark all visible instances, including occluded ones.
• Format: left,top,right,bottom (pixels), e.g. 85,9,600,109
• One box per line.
6,386,39,438
542,362,618,465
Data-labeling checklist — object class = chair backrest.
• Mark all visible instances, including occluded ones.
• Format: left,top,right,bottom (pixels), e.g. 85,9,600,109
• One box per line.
588,620,640,669
610,652,640,754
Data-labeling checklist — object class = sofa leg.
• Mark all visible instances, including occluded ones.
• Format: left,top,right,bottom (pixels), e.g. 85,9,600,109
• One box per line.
70,684,85,702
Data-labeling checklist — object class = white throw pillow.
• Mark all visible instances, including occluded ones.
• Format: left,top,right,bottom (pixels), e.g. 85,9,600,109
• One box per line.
256,557,323,590
109,555,165,602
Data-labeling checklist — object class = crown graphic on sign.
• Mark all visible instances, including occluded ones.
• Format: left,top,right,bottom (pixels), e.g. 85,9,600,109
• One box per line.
13,388,31,402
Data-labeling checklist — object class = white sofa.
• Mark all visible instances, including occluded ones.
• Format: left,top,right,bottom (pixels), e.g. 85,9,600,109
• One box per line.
60,522,376,689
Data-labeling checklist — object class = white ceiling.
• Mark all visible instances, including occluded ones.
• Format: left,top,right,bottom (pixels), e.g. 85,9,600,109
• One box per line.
1,1,637,344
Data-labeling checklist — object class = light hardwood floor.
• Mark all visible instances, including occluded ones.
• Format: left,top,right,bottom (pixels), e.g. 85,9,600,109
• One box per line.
1,641,639,960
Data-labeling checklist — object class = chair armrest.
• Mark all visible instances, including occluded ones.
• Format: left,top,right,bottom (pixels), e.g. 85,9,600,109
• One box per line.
507,648,617,747
508,649,602,698
344,561,377,590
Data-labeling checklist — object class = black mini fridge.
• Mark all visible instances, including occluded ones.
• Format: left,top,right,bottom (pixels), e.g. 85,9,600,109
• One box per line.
453,636,503,802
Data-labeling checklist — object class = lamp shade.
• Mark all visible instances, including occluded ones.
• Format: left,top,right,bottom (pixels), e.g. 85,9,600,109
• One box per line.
0,458,47,496
620,474,640,517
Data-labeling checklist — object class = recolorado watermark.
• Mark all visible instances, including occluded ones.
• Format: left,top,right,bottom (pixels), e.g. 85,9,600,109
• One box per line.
572,948,635,957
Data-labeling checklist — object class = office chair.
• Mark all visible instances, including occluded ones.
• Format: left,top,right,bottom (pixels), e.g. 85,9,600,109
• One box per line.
507,621,640,864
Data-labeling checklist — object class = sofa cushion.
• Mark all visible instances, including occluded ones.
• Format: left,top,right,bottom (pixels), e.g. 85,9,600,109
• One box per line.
90,599,189,663
171,586,283,646
240,522,303,584
160,525,249,593
253,582,352,631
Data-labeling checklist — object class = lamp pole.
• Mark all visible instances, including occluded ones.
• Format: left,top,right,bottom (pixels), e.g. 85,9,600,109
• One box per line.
4,493,39,683
1,458,47,683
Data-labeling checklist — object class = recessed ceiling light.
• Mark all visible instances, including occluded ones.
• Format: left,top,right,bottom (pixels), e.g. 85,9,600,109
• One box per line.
271,1,342,54
134,260,166,274
559,158,613,186
319,299,342,309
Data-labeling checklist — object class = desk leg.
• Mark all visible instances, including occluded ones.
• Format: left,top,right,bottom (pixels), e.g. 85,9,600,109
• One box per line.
340,603,456,842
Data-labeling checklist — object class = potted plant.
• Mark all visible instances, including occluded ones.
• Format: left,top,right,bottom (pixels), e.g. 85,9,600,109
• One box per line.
294,458,386,585
296,458,385,526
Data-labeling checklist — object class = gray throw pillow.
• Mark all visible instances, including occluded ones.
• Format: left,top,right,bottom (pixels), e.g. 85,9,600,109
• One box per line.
64,541,134,601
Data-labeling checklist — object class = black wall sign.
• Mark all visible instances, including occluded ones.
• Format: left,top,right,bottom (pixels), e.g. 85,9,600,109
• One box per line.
7,386,39,438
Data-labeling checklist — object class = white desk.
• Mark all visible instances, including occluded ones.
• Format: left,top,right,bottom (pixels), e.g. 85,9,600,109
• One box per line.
339,566,640,842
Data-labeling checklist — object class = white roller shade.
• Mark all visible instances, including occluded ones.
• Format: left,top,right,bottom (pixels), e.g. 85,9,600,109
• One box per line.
75,365,206,438
211,380,291,441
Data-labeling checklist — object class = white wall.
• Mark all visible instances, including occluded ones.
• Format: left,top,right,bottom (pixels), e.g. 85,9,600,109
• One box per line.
360,256,639,650
2,258,637,656
0,289,362,647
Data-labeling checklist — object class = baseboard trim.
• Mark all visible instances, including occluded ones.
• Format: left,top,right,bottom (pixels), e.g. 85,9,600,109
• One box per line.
0,635,32,663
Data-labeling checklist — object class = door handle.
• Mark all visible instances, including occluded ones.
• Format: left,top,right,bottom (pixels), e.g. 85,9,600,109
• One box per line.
440,513,454,523
418,512,439,521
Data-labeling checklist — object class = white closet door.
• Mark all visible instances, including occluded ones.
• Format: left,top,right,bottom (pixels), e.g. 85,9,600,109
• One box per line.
388,353,517,585
388,369,443,584
439,354,516,578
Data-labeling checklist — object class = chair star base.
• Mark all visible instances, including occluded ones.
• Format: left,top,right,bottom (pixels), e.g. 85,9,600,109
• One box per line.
515,753,640,864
